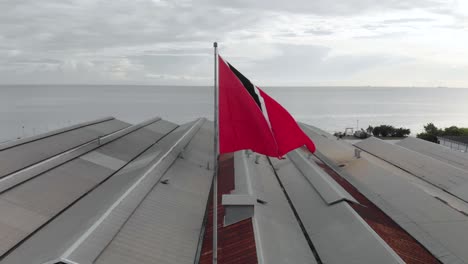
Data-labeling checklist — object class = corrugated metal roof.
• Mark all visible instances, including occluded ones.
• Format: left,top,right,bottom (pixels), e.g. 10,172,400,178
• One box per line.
94,152,213,264
287,149,357,205
232,152,317,264
271,154,404,264
0,118,176,260
311,156,441,264
355,137,468,202
0,117,115,151
0,117,161,195
0,119,214,264
302,125,468,264
397,137,468,172
65,119,205,264
1,117,466,264
0,118,130,178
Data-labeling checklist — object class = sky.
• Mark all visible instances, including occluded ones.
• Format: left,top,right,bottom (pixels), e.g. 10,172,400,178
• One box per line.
1,0,468,87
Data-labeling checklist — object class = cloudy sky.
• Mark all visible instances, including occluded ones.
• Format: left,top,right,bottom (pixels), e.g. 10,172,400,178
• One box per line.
1,0,468,87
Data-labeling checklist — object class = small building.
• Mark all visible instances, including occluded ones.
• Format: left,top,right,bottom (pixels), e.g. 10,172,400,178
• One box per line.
438,136,468,152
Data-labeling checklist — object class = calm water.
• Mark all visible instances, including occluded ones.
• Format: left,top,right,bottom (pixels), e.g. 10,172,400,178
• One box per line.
1,85,468,142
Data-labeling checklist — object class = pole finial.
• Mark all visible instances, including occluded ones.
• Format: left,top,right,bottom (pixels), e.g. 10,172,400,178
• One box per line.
213,42,218,48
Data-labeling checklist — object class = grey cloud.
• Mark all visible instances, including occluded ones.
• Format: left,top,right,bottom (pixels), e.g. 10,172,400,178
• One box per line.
382,18,436,24
304,29,334,35
198,0,446,15
0,0,463,85
226,44,410,85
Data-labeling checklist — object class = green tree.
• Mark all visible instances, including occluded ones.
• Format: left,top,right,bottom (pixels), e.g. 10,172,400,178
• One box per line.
379,125,395,137
417,123,441,143
393,128,411,137
443,126,462,136
372,126,381,136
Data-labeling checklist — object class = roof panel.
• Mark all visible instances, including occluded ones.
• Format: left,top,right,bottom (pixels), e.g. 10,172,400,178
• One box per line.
0,119,177,259
143,119,178,136
181,120,213,168
240,154,317,264
95,159,213,264
287,149,357,205
397,137,468,172
0,222,26,258
303,126,468,263
96,120,177,162
0,117,114,151
355,137,468,202
0,119,206,264
83,119,130,135
1,158,113,217
0,119,129,178
271,156,404,264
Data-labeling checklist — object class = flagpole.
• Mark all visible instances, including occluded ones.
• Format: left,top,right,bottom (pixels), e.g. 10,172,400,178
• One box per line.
212,41,219,264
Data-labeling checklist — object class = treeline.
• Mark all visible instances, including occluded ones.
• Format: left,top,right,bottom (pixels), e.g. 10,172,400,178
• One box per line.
417,123,468,143
366,125,411,137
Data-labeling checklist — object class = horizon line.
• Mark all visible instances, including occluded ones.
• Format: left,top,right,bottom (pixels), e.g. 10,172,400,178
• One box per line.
0,84,467,89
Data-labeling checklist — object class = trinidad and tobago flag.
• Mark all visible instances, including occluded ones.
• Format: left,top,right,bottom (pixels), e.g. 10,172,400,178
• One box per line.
218,55,316,157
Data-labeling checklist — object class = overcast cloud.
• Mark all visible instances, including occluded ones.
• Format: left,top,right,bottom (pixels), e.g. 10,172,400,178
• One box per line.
1,0,467,87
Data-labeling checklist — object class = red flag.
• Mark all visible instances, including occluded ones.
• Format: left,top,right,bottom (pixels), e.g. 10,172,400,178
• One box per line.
218,55,315,157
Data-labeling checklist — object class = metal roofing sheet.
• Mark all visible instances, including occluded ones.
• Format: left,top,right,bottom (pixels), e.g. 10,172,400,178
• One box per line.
1,159,113,217
303,127,468,264
312,156,441,264
143,119,179,136
0,158,113,257
235,153,317,264
94,158,213,264
343,157,468,263
83,119,129,135
63,119,204,264
96,120,177,162
300,124,354,164
396,137,468,172
0,119,205,264
0,118,161,195
355,137,468,202
181,120,214,168
0,117,115,151
0,119,176,260
271,156,405,264
287,149,357,205
0,119,129,178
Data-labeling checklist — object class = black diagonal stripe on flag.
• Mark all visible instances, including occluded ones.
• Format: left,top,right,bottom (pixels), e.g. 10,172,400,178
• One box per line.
227,63,262,110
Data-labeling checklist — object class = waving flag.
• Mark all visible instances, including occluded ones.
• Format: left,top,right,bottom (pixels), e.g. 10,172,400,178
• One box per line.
218,55,315,157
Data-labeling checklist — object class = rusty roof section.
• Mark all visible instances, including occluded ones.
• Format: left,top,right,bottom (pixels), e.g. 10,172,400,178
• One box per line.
199,153,258,264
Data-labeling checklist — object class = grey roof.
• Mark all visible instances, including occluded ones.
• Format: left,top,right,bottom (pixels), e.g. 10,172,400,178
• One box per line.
272,152,403,264
301,124,468,264
228,151,317,264
223,150,403,264
0,117,130,179
0,117,214,264
396,136,468,171
355,137,468,202
1,117,465,264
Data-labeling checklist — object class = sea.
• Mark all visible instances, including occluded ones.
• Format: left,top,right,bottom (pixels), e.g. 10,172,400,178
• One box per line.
1,85,468,143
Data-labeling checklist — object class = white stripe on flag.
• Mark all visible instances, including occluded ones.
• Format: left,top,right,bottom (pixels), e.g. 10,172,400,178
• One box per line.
253,85,272,130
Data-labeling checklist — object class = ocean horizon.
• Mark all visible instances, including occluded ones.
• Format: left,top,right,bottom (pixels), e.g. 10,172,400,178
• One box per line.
2,85,468,143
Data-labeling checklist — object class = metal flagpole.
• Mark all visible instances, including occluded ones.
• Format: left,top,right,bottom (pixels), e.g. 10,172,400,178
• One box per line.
212,41,219,264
